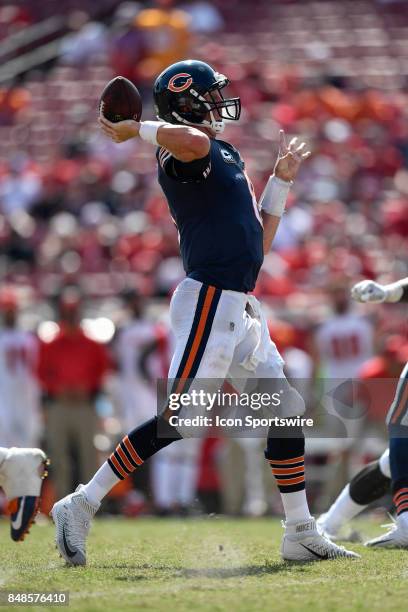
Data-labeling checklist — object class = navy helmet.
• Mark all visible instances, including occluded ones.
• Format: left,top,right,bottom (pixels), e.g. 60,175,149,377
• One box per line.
153,59,241,134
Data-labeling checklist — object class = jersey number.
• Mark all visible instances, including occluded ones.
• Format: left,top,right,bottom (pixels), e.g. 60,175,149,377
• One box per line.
330,334,361,359
243,170,263,226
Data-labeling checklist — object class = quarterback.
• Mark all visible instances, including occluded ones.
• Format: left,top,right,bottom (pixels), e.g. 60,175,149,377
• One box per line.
318,277,408,547
52,59,358,564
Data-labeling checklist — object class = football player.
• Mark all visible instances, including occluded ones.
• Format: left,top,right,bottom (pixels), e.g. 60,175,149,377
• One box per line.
314,282,375,382
114,289,157,431
51,60,358,564
318,277,408,547
0,289,42,449
0,447,48,541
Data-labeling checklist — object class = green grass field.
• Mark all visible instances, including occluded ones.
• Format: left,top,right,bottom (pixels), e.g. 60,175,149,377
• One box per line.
0,516,407,612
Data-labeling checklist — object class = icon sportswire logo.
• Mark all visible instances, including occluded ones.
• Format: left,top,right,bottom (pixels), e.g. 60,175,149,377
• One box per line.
168,73,193,93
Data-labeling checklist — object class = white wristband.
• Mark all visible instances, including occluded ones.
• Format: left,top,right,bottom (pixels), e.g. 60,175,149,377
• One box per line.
139,121,162,146
259,175,292,217
384,280,405,303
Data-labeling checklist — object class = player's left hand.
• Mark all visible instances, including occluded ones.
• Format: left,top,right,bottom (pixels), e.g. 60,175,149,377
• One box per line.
273,130,311,183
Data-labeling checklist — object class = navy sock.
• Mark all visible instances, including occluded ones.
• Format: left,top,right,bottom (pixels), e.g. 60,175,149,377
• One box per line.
389,433,408,515
108,417,181,480
265,425,305,494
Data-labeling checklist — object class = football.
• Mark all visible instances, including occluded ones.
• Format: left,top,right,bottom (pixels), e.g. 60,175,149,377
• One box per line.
99,76,143,123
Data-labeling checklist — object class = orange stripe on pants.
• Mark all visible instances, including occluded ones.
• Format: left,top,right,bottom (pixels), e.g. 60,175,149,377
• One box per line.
175,286,216,393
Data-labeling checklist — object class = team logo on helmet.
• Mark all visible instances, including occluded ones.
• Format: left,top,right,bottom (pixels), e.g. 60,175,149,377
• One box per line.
168,73,193,93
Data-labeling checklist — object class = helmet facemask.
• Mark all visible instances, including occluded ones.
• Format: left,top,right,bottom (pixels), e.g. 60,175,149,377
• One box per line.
166,76,241,135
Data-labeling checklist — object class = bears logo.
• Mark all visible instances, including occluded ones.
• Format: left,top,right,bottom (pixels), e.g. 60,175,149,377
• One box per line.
168,73,193,93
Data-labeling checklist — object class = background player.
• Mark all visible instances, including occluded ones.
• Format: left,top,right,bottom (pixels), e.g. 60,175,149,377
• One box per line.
0,289,42,449
318,277,408,547
114,289,157,432
140,316,200,515
51,59,358,565
0,446,48,541
314,281,375,383
313,280,375,506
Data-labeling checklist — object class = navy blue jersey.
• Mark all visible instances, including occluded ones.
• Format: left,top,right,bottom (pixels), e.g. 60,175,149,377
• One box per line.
156,138,264,292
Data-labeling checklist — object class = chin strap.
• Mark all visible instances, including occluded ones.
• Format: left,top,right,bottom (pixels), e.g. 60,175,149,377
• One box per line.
206,111,225,134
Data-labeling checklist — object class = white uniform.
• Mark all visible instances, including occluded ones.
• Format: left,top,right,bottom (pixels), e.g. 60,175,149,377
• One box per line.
315,313,374,380
315,313,375,441
152,278,305,511
115,320,157,431
167,278,304,437
0,329,41,447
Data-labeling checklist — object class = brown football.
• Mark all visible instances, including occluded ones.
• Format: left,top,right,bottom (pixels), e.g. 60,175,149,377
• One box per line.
99,76,142,123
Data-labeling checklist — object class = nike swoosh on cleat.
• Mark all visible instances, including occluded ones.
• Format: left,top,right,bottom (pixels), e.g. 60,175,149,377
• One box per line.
62,526,77,558
11,498,25,531
299,543,329,560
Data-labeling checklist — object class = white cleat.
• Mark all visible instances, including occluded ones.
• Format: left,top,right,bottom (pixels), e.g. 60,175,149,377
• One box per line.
281,518,360,561
365,517,408,548
316,514,362,543
51,485,99,566
316,513,340,541
0,447,49,541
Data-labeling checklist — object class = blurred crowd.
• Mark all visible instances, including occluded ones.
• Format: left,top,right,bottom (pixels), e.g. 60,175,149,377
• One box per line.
0,0,407,517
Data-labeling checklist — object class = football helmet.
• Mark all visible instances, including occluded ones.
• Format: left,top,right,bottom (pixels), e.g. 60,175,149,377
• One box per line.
153,59,241,135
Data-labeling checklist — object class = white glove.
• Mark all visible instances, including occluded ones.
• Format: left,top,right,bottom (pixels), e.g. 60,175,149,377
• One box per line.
350,280,387,303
